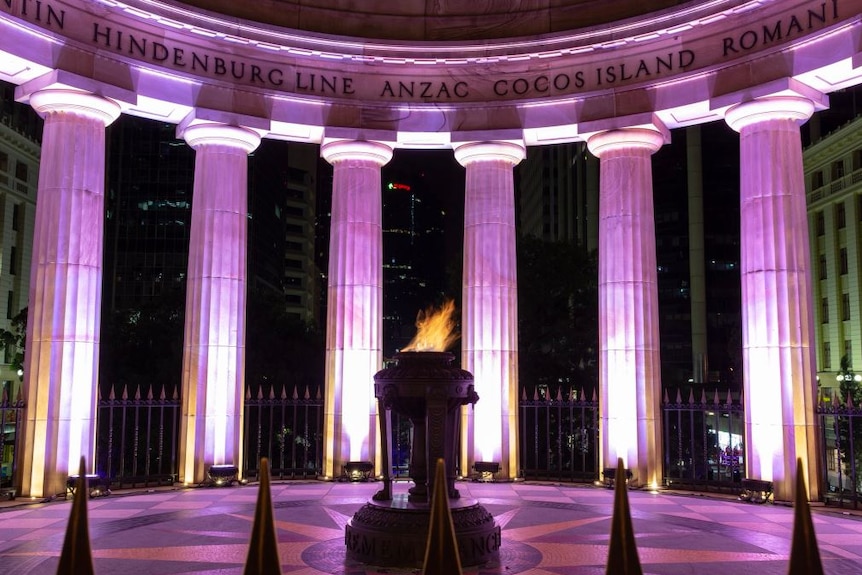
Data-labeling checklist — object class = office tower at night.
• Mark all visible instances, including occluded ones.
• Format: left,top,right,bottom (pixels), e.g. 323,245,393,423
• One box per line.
805,87,862,392
0,84,39,397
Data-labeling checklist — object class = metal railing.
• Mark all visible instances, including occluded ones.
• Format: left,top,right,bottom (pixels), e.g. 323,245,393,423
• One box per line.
817,395,862,508
242,383,323,479
518,386,599,482
96,383,180,487
662,387,745,491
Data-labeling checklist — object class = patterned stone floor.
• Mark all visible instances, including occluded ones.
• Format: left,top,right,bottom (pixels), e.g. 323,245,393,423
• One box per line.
1,480,862,574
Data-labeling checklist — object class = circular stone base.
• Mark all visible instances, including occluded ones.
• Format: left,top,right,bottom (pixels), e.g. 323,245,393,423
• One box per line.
345,494,500,568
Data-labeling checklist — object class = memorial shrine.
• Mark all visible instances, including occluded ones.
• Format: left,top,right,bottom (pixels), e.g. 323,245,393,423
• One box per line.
0,0,860,505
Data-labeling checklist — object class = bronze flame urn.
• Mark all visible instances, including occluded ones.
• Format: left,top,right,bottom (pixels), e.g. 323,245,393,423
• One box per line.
344,351,500,567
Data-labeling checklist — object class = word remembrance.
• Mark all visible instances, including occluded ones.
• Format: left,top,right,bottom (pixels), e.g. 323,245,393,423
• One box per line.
0,0,847,103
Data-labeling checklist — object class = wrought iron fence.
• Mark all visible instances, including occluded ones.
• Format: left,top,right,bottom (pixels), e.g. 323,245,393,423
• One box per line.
96,383,180,487
1,394,24,493
662,387,744,491
518,386,599,482
388,410,413,479
243,383,324,479
817,394,862,508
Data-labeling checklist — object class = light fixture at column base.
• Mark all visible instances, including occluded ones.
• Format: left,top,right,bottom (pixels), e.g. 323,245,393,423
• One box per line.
472,461,500,482
342,461,373,482
207,464,239,487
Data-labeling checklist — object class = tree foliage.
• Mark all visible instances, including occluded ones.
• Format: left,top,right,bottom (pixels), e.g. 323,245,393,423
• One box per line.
0,307,27,377
836,354,862,491
517,236,598,398
99,288,186,398
244,288,324,397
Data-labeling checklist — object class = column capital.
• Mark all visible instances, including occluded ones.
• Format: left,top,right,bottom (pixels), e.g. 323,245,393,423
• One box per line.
29,89,121,127
724,96,815,133
453,141,525,167
321,139,393,166
179,122,261,154
586,127,665,158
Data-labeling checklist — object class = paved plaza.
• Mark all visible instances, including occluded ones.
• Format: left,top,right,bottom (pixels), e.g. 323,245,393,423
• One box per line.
1,480,862,574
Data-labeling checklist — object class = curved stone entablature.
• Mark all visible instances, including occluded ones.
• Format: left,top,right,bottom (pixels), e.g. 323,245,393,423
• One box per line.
0,0,859,146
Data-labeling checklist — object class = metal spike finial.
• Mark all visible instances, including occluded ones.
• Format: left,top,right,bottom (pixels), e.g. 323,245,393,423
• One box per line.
422,458,463,575
605,458,643,575
244,458,282,575
57,457,95,575
787,458,824,575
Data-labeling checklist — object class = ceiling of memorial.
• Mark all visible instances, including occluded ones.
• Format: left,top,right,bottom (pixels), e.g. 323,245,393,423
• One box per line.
175,0,691,41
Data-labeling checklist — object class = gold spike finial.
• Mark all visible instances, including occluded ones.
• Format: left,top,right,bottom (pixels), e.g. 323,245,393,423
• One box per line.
244,458,282,575
605,458,643,575
57,457,95,575
787,458,824,575
422,458,463,575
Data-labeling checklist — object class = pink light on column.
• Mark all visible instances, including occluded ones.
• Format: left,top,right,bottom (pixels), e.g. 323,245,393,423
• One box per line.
177,122,260,485
454,140,525,479
725,96,820,501
588,127,665,487
321,139,393,478
18,89,120,498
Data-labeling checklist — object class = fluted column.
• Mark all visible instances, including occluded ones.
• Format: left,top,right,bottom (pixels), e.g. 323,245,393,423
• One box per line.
321,139,393,479
588,127,665,487
725,96,820,501
454,141,525,480
18,89,120,498
177,122,260,485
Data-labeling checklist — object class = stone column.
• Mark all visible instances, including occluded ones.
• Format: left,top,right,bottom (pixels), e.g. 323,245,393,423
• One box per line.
587,127,665,487
321,140,393,479
18,89,120,498
454,141,525,480
725,96,820,501
177,122,260,485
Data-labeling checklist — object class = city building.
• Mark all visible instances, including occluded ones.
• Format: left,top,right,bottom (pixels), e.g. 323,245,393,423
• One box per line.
0,87,39,392
0,85,39,487
805,86,862,394
518,143,598,250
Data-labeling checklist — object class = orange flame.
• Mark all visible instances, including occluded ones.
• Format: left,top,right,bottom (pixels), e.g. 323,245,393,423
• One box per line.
402,299,460,352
